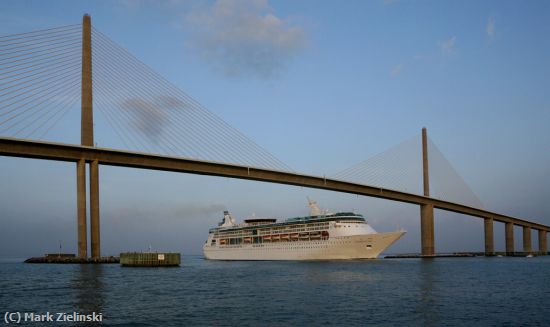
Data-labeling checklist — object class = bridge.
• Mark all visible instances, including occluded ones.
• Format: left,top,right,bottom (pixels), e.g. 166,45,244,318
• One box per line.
1,16,548,259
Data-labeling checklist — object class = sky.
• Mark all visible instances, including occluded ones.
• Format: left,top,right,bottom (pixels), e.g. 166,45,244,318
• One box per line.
0,0,549,257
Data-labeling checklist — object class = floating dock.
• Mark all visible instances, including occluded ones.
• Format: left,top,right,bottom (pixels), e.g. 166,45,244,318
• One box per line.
120,252,180,267
25,254,119,264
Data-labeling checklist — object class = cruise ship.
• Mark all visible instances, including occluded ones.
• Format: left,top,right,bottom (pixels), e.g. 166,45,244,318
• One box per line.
203,199,406,260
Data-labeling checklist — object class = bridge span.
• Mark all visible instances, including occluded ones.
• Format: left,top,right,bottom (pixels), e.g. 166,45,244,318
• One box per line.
1,136,548,258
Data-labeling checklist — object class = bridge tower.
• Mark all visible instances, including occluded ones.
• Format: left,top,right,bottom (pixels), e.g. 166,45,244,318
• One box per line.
76,14,100,259
420,127,435,256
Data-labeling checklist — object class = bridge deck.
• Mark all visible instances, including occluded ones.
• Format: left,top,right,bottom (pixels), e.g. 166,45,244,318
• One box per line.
1,137,548,232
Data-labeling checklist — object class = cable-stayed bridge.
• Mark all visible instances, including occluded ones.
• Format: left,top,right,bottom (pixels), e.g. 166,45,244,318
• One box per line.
0,16,548,259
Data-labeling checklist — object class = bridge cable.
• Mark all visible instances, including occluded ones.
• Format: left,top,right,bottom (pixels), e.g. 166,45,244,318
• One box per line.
0,76,81,132
91,28,291,171
92,30,286,169
0,24,80,42
27,87,81,139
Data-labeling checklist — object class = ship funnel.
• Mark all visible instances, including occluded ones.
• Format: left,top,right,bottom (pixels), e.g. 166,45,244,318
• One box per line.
307,197,321,216
220,210,237,227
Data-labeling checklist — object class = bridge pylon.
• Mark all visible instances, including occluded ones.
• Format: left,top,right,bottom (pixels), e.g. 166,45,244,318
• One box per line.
420,127,435,256
76,14,100,259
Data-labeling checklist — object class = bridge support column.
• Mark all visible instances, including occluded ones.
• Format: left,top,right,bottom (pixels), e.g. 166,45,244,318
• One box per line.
76,159,87,258
539,230,547,255
90,159,100,258
523,226,532,254
484,217,494,256
421,204,434,256
505,222,514,256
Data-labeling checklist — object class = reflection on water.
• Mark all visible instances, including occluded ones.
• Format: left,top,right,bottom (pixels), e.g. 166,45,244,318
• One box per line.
417,259,440,327
324,269,376,282
72,265,104,315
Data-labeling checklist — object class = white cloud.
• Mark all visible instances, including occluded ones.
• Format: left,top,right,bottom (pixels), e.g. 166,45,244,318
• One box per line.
440,36,456,54
184,0,306,78
390,64,403,78
487,16,496,38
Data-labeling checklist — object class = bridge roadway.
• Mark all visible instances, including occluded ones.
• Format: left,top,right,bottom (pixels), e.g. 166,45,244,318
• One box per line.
1,136,549,232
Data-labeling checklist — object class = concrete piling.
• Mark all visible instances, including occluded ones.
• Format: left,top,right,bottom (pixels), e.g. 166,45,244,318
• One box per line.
523,226,532,254
76,159,87,258
505,222,514,256
90,159,100,258
539,230,548,255
484,217,494,256
421,204,435,256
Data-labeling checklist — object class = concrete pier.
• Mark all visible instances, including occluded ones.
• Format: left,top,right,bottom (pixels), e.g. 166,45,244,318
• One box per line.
484,217,494,255
76,159,87,258
505,222,514,255
539,230,548,255
90,159,100,258
523,226,532,254
420,128,435,256
421,204,435,256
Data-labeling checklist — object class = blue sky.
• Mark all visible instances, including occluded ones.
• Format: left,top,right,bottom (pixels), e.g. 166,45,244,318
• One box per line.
1,0,549,256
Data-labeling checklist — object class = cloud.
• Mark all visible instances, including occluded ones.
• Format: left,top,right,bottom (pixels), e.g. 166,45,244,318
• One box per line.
108,203,227,223
487,16,496,38
390,64,403,78
440,36,456,54
119,96,186,143
184,0,306,78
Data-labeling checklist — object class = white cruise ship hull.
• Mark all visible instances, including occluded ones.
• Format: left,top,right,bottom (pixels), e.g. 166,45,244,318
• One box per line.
203,230,405,260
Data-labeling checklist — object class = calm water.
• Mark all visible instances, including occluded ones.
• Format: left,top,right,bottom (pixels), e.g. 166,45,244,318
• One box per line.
1,256,549,326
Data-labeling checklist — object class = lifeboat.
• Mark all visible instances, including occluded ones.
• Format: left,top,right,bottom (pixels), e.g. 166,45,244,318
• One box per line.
310,232,321,239
272,235,280,242
243,237,252,243
219,239,227,245
299,233,309,239
263,235,272,242
281,234,290,241
290,233,299,239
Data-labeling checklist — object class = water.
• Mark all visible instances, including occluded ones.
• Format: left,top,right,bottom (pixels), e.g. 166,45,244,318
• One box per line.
1,256,549,326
